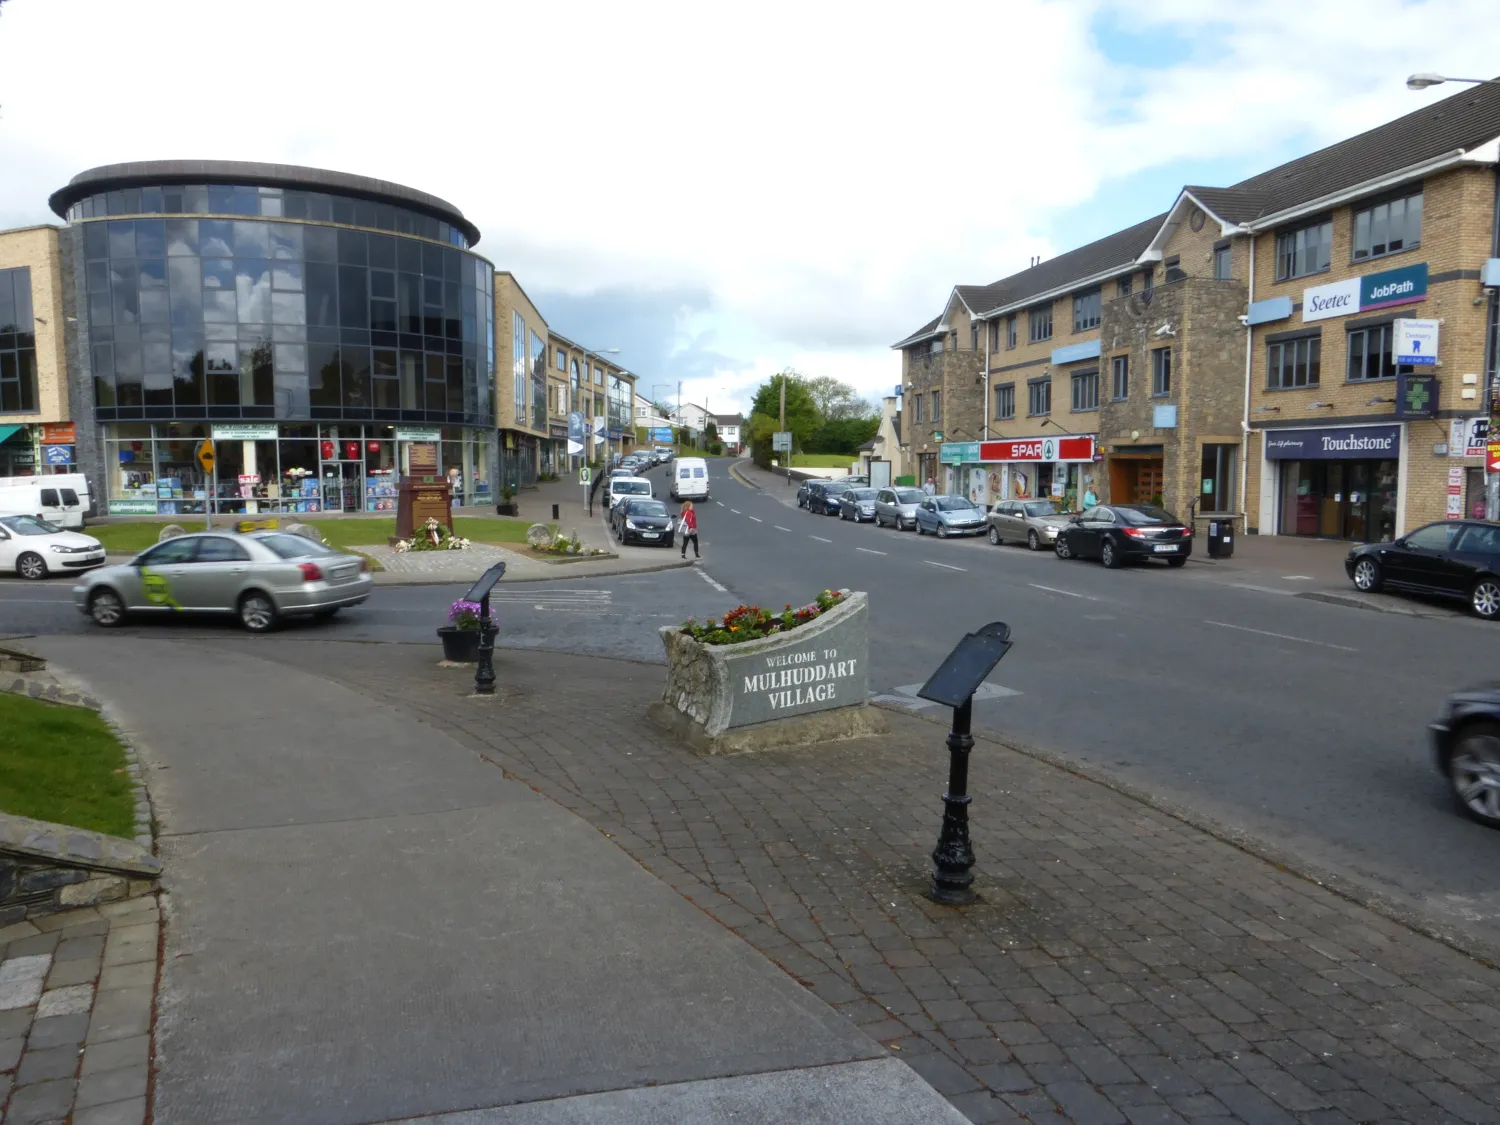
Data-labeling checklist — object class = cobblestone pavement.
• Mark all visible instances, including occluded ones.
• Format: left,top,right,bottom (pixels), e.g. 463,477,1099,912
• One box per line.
0,896,157,1125
260,639,1500,1125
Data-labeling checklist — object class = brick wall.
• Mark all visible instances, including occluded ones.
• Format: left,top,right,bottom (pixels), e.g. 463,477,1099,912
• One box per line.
1245,166,1497,535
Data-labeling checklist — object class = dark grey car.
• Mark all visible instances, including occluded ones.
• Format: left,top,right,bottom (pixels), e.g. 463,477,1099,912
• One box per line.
837,488,878,522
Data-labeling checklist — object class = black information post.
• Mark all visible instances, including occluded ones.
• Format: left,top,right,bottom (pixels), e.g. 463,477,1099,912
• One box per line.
916,622,1014,905
462,562,507,695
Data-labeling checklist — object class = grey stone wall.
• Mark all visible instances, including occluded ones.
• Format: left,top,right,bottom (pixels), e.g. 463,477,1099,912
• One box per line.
0,813,160,927
59,224,107,516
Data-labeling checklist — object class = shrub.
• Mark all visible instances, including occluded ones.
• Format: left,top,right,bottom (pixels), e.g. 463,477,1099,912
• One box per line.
682,589,844,646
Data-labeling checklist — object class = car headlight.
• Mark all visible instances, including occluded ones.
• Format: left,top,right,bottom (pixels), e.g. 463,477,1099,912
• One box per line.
625,519,638,529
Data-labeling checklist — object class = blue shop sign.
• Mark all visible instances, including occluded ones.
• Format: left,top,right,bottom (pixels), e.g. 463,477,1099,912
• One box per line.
1263,424,1400,460
42,445,74,465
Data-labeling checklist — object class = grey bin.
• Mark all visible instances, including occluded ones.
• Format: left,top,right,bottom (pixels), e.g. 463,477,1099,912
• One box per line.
1206,518,1235,559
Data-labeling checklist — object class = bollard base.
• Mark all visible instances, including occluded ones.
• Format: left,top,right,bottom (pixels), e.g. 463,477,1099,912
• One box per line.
928,873,978,906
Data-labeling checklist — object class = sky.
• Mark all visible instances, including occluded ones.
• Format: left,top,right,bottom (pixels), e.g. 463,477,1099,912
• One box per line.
2,0,1500,418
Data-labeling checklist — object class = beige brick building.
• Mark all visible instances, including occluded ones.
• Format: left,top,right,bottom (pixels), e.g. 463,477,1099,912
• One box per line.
894,82,1500,544
0,226,71,475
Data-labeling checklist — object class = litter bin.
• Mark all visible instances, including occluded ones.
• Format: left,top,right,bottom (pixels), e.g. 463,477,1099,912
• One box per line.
1206,518,1234,559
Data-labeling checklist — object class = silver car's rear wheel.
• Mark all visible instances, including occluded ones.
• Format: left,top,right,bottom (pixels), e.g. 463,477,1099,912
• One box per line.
16,552,47,580
1450,723,1500,827
89,588,125,627
987,526,1000,546
1028,530,1041,551
239,591,278,633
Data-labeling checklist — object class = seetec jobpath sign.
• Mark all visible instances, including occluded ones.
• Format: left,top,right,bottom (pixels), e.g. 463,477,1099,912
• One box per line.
1303,262,1427,323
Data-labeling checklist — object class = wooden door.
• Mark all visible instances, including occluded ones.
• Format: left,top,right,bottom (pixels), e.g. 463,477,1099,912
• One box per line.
1133,462,1163,505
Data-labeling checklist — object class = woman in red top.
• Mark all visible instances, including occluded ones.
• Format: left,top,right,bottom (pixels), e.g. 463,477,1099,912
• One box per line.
678,501,700,559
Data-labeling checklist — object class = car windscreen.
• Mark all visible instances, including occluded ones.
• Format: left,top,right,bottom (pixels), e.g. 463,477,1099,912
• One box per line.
935,497,977,511
0,514,61,536
627,501,668,517
1023,501,1059,517
257,533,340,559
823,483,853,495
615,481,651,494
1117,506,1176,526
847,489,876,501
895,489,924,503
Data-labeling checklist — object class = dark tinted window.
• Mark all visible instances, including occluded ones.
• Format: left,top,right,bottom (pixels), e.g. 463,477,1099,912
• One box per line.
195,536,252,562
1405,523,1459,552
627,500,668,517
60,489,80,506
39,489,59,507
257,533,337,558
1117,506,1176,525
1458,524,1500,555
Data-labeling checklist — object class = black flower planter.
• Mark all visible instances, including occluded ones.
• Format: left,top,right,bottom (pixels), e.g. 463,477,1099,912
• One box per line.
437,626,482,662
497,502,519,516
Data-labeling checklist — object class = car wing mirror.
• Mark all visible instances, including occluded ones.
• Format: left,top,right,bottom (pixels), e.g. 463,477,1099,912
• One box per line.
1070,515,1082,524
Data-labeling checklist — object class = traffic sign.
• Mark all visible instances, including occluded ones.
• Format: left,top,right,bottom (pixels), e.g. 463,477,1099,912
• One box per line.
196,439,216,473
578,466,592,486
772,431,792,452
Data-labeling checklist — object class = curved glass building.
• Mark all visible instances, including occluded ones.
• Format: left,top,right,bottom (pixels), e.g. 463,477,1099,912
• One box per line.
50,161,495,515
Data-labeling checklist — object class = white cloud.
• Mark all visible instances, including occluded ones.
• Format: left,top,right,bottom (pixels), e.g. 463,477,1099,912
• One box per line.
2,0,1499,414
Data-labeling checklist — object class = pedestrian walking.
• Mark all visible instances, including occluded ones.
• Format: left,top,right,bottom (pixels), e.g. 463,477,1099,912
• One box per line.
922,477,936,497
678,500,700,559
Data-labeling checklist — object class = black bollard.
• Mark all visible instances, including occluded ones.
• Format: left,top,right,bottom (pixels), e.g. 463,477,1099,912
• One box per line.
462,562,508,696
914,622,1013,906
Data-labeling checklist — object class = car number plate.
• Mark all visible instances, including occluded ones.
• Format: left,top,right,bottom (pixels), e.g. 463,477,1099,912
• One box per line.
642,532,659,538
1153,544,1177,552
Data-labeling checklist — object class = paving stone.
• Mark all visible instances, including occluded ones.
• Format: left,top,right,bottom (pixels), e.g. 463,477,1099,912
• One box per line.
36,983,96,1018
0,1033,23,1070
96,962,154,993
3,933,61,958
72,1094,146,1125
4,1076,76,1124
81,1033,148,1076
26,1012,89,1050
1046,1079,1127,1124
44,957,100,989
75,1063,148,1109
0,954,52,1010
16,1042,80,1083
54,935,105,963
85,988,152,1043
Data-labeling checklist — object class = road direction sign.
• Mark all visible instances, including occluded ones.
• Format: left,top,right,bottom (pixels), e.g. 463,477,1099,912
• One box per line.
772,431,792,452
196,439,216,473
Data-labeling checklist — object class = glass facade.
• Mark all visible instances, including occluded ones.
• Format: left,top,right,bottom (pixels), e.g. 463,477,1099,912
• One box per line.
0,267,37,413
82,211,493,427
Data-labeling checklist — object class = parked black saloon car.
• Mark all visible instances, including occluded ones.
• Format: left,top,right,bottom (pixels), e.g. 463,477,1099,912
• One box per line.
610,497,675,547
809,481,854,515
1346,520,1500,620
1054,504,1192,568
1430,684,1500,828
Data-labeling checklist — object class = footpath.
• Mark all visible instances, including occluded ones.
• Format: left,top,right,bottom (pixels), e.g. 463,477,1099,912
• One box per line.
12,632,1500,1123
730,459,1462,620
10,635,961,1125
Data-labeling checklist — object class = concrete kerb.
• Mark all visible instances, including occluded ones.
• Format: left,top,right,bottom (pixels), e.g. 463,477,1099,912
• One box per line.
371,556,694,587
869,696,1500,969
728,461,762,490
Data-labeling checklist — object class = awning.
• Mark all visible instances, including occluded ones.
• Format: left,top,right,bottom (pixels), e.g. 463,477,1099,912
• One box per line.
0,424,24,445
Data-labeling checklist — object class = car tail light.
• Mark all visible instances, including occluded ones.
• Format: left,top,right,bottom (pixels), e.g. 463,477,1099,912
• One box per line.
358,557,369,573
1122,527,1146,538
298,562,324,582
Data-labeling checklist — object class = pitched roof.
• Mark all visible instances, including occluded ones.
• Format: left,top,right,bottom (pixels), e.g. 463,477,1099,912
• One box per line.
712,413,744,426
890,314,943,349
969,212,1167,318
1187,80,1500,225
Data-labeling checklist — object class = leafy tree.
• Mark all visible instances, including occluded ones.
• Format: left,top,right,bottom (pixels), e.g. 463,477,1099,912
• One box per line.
748,370,819,466
806,416,879,455
805,375,873,422
705,420,718,443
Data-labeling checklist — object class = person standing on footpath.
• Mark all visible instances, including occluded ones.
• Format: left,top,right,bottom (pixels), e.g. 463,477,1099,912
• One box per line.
678,500,700,559
923,476,936,496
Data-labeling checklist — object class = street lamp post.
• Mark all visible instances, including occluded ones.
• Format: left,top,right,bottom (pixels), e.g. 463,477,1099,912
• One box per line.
1407,73,1500,519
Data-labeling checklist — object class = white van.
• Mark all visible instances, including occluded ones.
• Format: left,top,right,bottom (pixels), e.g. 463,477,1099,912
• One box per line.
0,474,93,529
671,458,710,502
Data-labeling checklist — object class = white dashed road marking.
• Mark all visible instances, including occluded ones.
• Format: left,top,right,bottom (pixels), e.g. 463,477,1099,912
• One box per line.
775,525,791,532
731,509,741,514
696,568,729,593
924,561,966,572
810,535,832,543
1028,583,1097,600
749,516,763,523
1205,620,1356,652
855,547,886,555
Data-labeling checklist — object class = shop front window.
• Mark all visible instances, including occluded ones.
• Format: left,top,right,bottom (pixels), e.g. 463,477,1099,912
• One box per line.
1200,444,1237,513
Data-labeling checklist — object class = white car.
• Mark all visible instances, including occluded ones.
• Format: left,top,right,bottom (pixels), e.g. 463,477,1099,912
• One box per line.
0,514,107,580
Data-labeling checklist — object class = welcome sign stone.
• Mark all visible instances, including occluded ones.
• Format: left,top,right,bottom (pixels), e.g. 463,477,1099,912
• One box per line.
649,591,886,754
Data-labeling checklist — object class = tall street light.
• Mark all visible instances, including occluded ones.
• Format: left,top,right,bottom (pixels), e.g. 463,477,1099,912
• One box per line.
1406,72,1500,90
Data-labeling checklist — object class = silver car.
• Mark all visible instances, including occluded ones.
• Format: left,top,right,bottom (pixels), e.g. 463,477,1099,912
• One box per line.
873,487,926,530
987,499,1073,550
73,529,373,632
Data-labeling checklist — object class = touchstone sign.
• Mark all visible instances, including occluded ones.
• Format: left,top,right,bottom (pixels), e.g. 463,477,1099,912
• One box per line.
649,591,885,754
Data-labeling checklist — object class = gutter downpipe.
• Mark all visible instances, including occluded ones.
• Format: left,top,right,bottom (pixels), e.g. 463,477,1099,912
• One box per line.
1487,165,1500,520
1239,230,1255,528
983,315,991,442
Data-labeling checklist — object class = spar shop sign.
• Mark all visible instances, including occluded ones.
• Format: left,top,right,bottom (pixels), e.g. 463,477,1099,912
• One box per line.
1303,262,1427,323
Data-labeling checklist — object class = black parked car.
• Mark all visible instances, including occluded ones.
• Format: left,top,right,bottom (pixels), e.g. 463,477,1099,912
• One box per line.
1054,504,1192,568
1430,685,1500,828
610,497,675,547
808,481,855,515
837,487,878,522
1347,520,1500,620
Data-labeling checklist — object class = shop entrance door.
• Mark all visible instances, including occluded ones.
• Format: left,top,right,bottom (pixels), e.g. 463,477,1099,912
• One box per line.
338,463,362,512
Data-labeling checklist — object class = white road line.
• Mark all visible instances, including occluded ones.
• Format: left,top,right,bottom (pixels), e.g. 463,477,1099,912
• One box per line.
1028,583,1097,600
748,516,763,523
716,501,725,507
810,535,832,543
696,568,728,593
1281,575,1314,581
924,561,966,572
775,525,791,532
731,509,741,514
855,547,886,555
1204,620,1357,652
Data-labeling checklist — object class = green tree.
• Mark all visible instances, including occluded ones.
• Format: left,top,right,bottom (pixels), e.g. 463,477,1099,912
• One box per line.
748,370,819,466
705,420,719,443
804,375,872,422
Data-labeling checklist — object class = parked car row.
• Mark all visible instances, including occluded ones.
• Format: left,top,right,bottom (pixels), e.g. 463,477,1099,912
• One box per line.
795,477,1195,569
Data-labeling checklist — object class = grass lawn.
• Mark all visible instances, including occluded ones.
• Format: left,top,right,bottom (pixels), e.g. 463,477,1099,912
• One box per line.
783,453,860,469
84,515,546,556
0,694,137,837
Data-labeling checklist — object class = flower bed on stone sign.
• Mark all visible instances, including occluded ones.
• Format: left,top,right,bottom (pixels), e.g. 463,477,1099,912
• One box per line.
681,589,844,646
